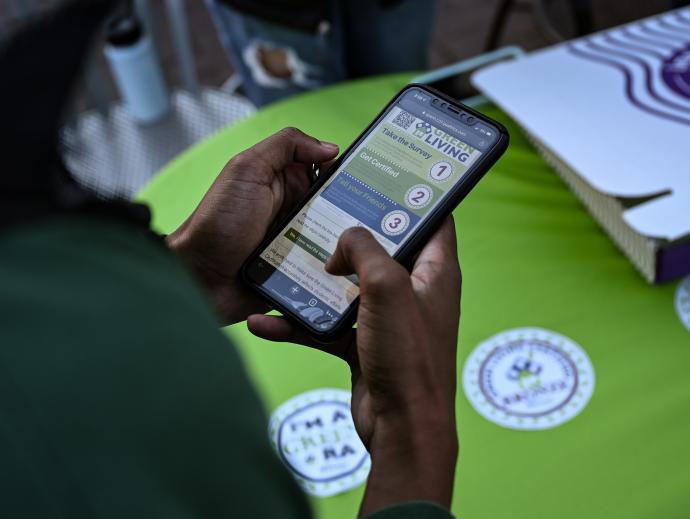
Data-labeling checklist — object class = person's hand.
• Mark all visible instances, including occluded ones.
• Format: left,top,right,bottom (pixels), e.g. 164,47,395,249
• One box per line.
249,217,461,514
166,128,339,325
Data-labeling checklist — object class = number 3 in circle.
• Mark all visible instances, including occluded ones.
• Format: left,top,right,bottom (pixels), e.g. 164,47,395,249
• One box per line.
381,210,410,237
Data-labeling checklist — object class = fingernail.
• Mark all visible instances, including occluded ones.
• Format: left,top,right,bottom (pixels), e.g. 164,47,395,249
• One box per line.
320,141,339,152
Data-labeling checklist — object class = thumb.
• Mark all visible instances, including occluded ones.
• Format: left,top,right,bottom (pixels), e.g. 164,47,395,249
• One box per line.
325,227,409,302
325,227,388,276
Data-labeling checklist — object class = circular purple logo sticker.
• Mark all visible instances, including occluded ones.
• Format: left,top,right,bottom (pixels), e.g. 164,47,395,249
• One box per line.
463,328,595,430
662,45,690,100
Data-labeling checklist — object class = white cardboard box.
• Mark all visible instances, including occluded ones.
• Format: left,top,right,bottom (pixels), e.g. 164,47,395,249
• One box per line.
473,7,690,282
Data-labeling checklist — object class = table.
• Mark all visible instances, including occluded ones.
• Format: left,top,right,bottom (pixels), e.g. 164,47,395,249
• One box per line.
138,74,690,519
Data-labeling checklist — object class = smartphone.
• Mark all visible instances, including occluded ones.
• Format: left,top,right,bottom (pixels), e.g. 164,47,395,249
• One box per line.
242,84,508,339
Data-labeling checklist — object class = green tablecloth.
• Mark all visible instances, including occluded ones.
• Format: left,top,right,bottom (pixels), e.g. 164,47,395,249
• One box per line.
138,74,689,519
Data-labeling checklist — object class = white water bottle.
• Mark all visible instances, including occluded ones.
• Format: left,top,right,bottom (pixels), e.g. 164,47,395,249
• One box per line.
104,14,170,124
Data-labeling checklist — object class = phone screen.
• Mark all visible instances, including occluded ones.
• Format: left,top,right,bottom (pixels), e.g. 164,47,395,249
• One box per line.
246,87,500,333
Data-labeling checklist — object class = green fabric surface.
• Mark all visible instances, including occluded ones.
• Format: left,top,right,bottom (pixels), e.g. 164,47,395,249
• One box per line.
139,74,690,518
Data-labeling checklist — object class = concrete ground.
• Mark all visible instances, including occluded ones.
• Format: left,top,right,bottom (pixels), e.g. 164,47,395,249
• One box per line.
179,0,677,89
0,0,682,195
430,0,678,67
0,0,679,97
178,0,678,89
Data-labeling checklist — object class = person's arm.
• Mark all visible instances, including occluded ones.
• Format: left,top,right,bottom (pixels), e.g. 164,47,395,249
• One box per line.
362,502,454,519
250,220,461,516
167,128,461,516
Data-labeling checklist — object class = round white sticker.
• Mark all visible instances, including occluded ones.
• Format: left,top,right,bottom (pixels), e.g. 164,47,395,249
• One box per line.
675,276,690,332
269,388,370,497
404,184,433,209
463,328,595,430
429,160,453,182
381,210,410,236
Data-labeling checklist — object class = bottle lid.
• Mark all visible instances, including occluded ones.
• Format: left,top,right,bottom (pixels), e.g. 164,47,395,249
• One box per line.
106,14,142,47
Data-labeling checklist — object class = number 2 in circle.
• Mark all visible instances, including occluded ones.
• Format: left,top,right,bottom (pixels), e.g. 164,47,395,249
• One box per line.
405,184,433,209
429,161,453,182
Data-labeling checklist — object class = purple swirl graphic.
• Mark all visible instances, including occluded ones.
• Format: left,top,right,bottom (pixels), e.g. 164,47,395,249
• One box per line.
674,11,690,25
606,32,667,60
621,26,677,51
639,22,689,42
567,43,690,127
590,37,690,112
657,17,690,35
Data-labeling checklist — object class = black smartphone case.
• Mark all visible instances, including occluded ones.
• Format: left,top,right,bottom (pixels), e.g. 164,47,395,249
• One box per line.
241,83,509,341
